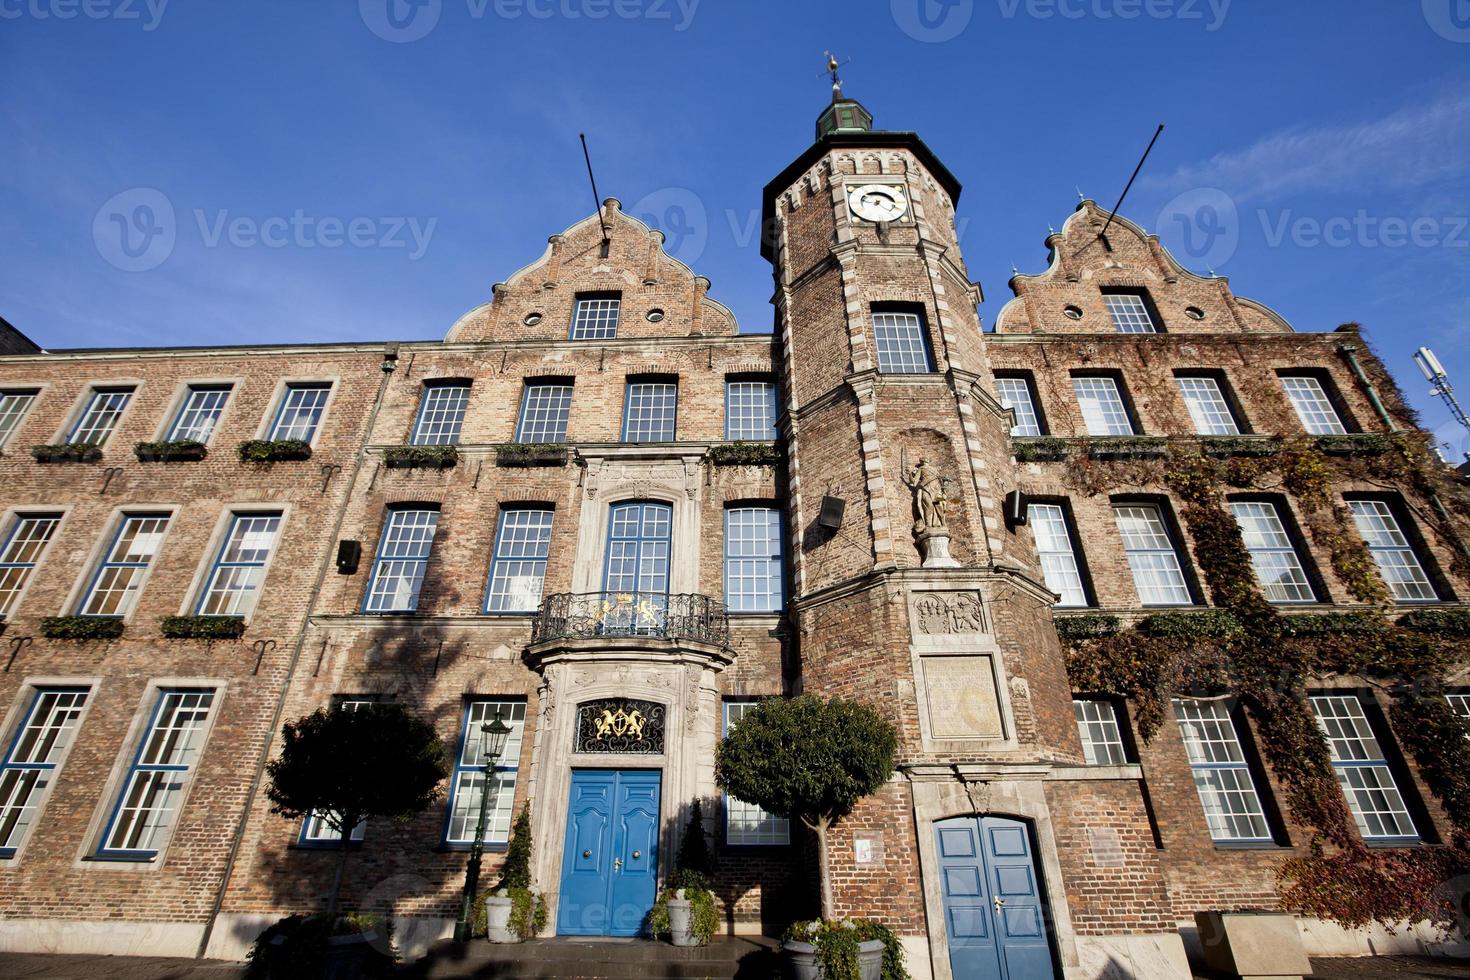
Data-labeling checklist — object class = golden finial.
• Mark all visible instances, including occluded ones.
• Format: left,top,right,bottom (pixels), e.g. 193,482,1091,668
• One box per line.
823,50,847,101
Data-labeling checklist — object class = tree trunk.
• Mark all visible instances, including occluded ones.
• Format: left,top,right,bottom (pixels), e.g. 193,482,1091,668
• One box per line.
805,816,835,921
324,812,357,925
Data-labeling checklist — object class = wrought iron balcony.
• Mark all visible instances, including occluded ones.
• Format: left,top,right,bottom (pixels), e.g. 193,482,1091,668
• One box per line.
531,592,731,648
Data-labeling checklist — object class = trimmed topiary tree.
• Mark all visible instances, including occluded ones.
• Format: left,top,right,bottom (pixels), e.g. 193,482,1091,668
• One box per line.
715,695,897,919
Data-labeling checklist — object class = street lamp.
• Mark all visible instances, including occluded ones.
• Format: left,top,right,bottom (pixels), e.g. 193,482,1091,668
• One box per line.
453,709,513,943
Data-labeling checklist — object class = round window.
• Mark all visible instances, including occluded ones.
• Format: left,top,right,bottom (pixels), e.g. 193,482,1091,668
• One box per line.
524,312,544,326
1063,305,1084,320
1185,307,1206,321
646,309,665,323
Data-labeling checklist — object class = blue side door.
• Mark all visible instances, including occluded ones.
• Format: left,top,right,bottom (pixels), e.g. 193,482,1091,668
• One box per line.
935,816,1055,980
558,770,661,937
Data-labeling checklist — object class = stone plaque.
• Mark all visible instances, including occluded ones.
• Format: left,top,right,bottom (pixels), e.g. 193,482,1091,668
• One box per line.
854,833,885,867
921,655,1003,739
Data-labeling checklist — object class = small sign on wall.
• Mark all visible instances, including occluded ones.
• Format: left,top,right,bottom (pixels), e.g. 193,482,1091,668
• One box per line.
854,833,885,867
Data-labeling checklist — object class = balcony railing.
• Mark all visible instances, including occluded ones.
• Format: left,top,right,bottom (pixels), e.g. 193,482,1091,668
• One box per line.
531,592,731,648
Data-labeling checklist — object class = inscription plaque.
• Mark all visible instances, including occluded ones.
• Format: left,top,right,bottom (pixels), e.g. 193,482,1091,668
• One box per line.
921,655,1003,739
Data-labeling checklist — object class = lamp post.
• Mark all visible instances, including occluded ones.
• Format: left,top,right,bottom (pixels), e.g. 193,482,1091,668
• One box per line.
453,709,512,943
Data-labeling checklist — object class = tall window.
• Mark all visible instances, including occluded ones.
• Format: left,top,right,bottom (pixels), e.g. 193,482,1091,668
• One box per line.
1447,693,1469,726
484,509,553,613
364,508,440,613
167,385,232,443
1073,376,1136,436
198,513,282,617
1281,375,1347,435
1347,499,1437,602
0,514,62,618
1174,700,1273,842
996,376,1043,437
300,699,376,845
1311,695,1418,841
1177,376,1241,435
0,688,89,857
1073,699,1127,765
1229,501,1315,604
268,383,332,443
0,390,38,448
569,294,621,340
724,702,790,845
604,502,671,595
1029,503,1088,607
443,700,526,846
1114,503,1192,606
411,382,470,446
516,382,573,444
99,689,216,858
1103,292,1158,334
872,310,933,374
724,507,783,613
621,379,678,443
68,387,134,446
725,379,778,441
80,514,171,617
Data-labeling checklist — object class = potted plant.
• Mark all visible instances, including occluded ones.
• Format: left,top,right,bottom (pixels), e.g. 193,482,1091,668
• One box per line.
650,801,718,947
484,805,547,943
248,912,396,980
783,918,905,980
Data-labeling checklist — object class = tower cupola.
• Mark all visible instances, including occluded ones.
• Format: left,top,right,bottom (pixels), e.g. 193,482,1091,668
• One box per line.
815,54,873,138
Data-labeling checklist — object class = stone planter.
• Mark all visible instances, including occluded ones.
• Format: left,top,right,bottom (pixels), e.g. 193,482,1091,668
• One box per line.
484,894,520,944
1195,911,1310,980
266,929,386,980
856,939,884,980
667,897,697,947
781,938,884,980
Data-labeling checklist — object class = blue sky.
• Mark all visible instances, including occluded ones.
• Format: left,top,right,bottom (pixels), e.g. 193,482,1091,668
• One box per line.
2,1,1469,449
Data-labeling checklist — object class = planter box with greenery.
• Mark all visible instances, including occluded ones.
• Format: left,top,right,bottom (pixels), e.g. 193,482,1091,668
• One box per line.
238,439,313,462
40,616,124,641
382,444,459,469
783,919,906,980
1053,614,1121,644
160,615,248,640
1085,436,1167,460
708,442,783,467
494,443,569,468
31,443,102,464
135,440,208,462
1013,437,1070,462
1278,611,1383,638
1314,433,1394,457
1136,609,1243,639
1397,608,1470,637
1198,435,1283,458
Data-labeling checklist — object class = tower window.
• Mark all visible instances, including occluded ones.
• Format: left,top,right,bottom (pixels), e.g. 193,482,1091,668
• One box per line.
1346,498,1438,602
1102,290,1160,334
872,310,934,374
1228,500,1315,604
1174,699,1273,843
1072,375,1137,436
1310,694,1418,841
1113,503,1193,606
411,382,470,446
569,293,621,341
1177,375,1242,436
996,375,1044,437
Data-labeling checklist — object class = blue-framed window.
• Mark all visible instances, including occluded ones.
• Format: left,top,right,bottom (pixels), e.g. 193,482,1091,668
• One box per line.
604,502,671,595
723,701,789,846
98,688,216,859
364,508,439,613
1173,699,1273,843
724,506,783,613
872,310,934,374
0,513,62,619
68,387,134,446
484,508,553,613
0,687,90,857
569,293,621,340
0,389,38,448
79,513,171,618
197,513,282,617
443,699,526,847
167,385,232,443
1310,694,1419,842
621,379,678,443
515,381,573,444
725,379,777,441
410,382,470,446
268,383,332,443
299,698,377,846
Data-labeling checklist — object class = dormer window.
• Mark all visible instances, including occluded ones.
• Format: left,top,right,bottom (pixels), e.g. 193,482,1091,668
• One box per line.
569,293,621,340
1102,290,1160,334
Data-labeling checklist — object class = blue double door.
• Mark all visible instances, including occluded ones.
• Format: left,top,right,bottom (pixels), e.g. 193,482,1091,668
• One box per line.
936,816,1056,980
557,770,661,936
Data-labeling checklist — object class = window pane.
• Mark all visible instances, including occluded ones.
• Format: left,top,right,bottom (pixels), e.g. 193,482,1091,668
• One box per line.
1104,294,1157,334
1029,504,1087,607
444,701,525,845
1073,700,1126,765
70,388,133,446
364,509,439,613
199,514,281,617
872,312,932,373
604,502,671,595
411,384,469,446
570,296,620,340
168,386,231,443
997,378,1042,437
1174,700,1272,841
724,702,790,845
0,689,89,853
1114,505,1191,605
485,509,553,612
1449,693,1470,724
1073,377,1135,436
1347,500,1436,602
81,514,171,617
725,507,783,613
0,515,62,617
102,689,215,856
1228,501,1314,603
1177,377,1240,435
1310,695,1417,840
0,390,37,447
269,384,331,442
726,381,778,441
516,383,573,444
1281,376,1346,435
622,382,677,443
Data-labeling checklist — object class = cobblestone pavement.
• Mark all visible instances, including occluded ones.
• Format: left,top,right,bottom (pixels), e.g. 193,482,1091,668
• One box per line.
1306,957,1470,980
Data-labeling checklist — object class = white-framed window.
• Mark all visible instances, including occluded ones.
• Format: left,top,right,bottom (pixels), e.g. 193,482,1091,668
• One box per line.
167,385,232,444
1103,292,1158,334
724,701,790,846
484,508,553,613
1281,375,1347,435
569,294,621,341
1029,503,1087,607
1114,504,1192,606
0,513,62,618
98,688,216,858
1346,499,1437,602
197,513,282,617
621,380,678,443
516,382,573,444
1177,376,1240,436
725,380,778,441
443,700,526,846
68,387,134,446
299,699,376,845
872,310,934,374
1073,699,1127,766
1228,501,1315,604
1310,695,1418,841
363,508,439,613
996,377,1043,437
1449,693,1470,726
0,687,90,857
410,382,470,446
724,507,784,613
1174,699,1273,843
79,513,171,617
1073,376,1136,436
268,383,332,443
0,390,38,448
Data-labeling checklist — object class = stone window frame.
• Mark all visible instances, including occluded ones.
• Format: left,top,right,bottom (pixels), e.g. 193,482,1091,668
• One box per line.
154,378,241,446
0,677,99,863
54,383,139,448
0,505,71,620
69,507,180,621
255,377,341,448
0,385,44,450
179,505,291,623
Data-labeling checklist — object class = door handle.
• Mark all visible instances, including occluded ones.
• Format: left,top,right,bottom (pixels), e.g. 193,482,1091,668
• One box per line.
631,850,641,860
582,850,591,859
613,857,623,873
993,897,1006,912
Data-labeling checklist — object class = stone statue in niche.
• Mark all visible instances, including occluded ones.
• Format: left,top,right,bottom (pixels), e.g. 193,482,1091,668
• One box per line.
901,454,960,568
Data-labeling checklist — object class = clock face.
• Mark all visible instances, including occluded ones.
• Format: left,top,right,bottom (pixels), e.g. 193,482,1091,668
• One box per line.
848,184,909,224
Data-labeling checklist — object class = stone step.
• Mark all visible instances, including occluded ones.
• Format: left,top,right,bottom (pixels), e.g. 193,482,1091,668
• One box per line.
404,936,782,980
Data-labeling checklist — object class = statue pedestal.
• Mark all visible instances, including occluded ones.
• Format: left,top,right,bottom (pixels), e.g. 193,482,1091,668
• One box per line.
916,529,960,569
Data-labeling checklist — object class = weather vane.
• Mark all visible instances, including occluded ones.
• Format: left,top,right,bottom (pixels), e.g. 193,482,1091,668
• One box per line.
822,51,851,100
